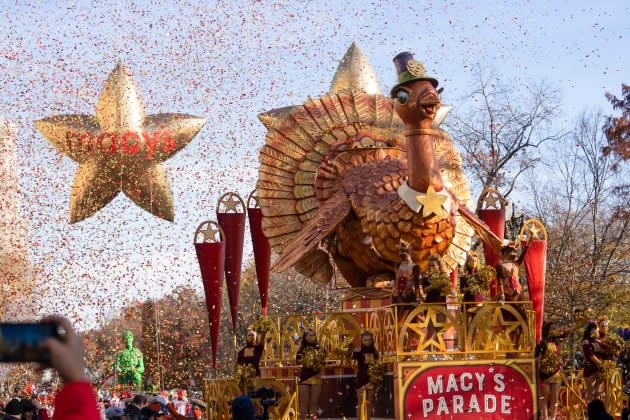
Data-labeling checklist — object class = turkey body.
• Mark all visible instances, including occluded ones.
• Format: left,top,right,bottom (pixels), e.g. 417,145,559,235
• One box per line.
323,149,456,287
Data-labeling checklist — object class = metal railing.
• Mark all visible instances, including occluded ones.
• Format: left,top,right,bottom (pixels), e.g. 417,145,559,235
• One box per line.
258,301,535,366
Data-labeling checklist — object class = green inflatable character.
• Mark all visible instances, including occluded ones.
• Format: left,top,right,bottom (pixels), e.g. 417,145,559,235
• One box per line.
115,330,144,390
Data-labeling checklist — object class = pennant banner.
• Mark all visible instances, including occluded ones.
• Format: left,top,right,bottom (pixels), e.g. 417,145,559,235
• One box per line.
521,220,548,343
476,188,507,297
247,191,271,315
193,221,225,368
216,192,246,332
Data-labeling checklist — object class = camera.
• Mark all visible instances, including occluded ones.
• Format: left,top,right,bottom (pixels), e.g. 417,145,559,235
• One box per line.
0,322,61,364
248,386,279,420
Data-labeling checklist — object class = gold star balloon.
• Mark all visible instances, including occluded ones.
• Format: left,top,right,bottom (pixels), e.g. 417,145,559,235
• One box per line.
35,63,206,223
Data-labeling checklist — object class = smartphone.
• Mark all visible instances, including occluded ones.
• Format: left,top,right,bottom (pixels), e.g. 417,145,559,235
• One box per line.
0,322,61,364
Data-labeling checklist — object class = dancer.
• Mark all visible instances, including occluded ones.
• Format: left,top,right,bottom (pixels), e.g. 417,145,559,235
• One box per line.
582,322,605,401
535,321,566,420
352,331,379,420
296,329,325,420
236,329,266,377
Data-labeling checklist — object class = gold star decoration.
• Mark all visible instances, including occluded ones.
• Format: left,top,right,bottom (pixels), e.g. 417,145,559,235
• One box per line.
471,306,524,352
519,219,547,241
220,192,244,213
404,306,456,353
195,221,222,243
484,192,499,208
35,63,206,223
415,185,447,218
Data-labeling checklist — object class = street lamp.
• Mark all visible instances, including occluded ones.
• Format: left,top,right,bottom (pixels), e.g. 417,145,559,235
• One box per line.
505,203,525,240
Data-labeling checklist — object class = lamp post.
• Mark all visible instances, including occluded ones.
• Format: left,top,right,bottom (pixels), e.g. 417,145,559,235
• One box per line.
504,203,525,240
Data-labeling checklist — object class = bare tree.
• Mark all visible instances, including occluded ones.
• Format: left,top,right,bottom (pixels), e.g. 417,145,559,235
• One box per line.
528,111,630,326
448,69,567,199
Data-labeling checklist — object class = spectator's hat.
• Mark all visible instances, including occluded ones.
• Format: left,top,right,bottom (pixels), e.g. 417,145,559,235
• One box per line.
5,399,22,415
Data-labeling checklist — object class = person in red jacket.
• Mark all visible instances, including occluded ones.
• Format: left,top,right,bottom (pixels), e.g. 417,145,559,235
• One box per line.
41,315,101,420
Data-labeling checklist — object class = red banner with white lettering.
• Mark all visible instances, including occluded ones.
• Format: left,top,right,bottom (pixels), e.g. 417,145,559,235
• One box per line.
247,207,271,315
523,239,547,343
194,242,225,368
402,364,535,419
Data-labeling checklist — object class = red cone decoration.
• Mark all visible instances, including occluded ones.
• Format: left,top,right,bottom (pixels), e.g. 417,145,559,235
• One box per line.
521,220,548,343
193,221,225,368
216,192,246,332
247,191,271,315
476,188,507,297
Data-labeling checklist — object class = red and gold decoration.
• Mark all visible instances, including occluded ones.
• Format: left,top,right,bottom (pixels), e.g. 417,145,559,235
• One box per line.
216,192,246,332
476,188,507,296
247,191,271,315
398,362,536,419
194,220,225,368
34,63,206,223
520,219,547,343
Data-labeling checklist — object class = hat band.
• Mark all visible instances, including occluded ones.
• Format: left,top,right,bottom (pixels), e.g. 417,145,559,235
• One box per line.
397,71,412,83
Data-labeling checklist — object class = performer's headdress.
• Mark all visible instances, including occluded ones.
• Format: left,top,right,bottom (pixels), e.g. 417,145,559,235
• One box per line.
501,240,519,253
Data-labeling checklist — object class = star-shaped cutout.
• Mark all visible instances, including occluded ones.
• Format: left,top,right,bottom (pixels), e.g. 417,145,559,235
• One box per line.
472,306,523,352
221,193,243,213
484,193,499,208
415,185,448,218
35,63,206,223
404,306,456,353
523,221,546,240
195,221,222,243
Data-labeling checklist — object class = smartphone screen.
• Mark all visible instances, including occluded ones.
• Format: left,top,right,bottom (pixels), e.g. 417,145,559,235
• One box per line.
0,323,60,363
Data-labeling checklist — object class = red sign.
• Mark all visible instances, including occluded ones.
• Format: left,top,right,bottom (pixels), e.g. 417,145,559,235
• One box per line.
403,364,534,419
65,129,175,157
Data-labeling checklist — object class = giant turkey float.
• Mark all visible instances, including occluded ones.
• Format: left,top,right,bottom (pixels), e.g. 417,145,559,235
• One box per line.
194,44,623,420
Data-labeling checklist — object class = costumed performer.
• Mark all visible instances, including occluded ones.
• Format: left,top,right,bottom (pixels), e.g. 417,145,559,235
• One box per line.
236,329,267,377
352,331,379,420
393,240,421,304
535,321,567,420
495,238,532,352
496,239,531,303
296,329,326,420
582,322,606,401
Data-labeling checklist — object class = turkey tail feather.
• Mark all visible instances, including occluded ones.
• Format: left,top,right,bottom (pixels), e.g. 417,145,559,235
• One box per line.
271,190,351,273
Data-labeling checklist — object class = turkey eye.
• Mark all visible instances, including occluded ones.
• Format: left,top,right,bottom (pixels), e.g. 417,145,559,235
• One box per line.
396,90,409,105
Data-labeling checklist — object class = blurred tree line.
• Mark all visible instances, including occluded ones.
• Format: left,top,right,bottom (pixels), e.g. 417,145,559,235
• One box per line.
81,265,335,390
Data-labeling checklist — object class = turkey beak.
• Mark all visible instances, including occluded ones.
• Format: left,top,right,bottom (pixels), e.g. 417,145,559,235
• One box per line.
418,93,441,119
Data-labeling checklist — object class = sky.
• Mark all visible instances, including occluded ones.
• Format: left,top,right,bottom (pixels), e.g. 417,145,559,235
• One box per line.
0,0,628,329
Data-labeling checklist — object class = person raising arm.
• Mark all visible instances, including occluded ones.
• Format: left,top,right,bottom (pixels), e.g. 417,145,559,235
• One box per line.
41,315,100,420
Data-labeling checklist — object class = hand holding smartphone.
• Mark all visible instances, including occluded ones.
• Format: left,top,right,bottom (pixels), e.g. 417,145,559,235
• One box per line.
0,322,61,364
